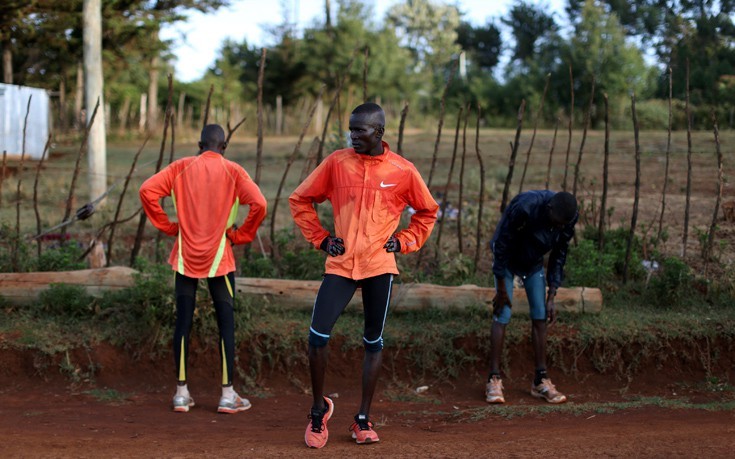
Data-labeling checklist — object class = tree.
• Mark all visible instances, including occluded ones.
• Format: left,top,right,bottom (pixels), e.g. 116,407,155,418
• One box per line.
386,0,461,74
561,0,653,124
3,0,230,132
0,0,34,83
83,0,107,202
502,1,558,64
206,0,415,112
456,21,502,71
567,0,735,112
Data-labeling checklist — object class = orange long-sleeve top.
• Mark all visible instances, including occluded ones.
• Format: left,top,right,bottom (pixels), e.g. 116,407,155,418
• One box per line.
289,142,439,280
139,151,267,278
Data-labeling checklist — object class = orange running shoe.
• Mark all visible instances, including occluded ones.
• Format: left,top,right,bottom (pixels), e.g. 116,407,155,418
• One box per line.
531,378,567,404
485,376,505,404
349,414,380,444
305,397,334,448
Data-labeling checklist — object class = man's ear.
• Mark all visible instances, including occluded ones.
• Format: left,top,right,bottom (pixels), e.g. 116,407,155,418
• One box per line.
198,141,204,150
222,142,228,150
376,125,385,138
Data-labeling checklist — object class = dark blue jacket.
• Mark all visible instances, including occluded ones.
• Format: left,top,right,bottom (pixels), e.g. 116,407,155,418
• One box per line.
491,190,578,289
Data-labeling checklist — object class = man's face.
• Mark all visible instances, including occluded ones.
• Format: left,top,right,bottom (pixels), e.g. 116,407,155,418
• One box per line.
548,205,572,230
349,113,383,154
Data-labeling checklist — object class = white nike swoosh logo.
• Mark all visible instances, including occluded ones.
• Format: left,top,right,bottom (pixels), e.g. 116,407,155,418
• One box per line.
380,181,397,188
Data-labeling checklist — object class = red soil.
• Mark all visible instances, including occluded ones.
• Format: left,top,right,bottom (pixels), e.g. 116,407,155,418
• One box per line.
0,340,733,458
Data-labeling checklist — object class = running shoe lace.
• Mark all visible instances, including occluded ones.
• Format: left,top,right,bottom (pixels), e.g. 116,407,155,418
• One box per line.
542,378,557,392
356,417,371,431
308,410,325,433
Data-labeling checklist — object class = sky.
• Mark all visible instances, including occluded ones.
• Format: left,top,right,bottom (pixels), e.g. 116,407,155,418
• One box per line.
161,0,566,83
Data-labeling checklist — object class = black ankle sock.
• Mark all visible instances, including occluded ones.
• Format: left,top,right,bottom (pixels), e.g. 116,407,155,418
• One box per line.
534,369,548,386
488,372,501,382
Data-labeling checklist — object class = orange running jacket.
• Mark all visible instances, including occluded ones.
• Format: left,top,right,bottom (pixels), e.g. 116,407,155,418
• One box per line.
139,151,267,278
289,142,438,280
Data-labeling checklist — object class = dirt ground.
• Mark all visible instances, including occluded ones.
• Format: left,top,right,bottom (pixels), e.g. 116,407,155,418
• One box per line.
1,343,733,458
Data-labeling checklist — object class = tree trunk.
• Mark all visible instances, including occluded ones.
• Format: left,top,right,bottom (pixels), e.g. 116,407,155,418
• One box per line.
74,61,84,129
683,59,693,257
177,92,185,131
118,95,131,135
139,93,147,133
276,95,283,135
2,40,12,84
256,48,266,184
0,268,603,314
83,0,107,203
58,77,67,130
500,100,526,213
623,93,641,284
147,55,160,133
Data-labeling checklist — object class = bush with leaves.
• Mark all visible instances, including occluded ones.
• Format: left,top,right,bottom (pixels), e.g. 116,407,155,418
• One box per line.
36,244,87,272
566,226,646,288
645,256,694,307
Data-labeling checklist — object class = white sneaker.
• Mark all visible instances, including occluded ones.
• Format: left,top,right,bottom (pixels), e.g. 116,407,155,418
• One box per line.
172,394,195,413
217,393,252,414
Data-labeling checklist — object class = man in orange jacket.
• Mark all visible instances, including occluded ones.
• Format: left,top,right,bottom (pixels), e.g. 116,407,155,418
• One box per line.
289,103,439,448
139,124,267,414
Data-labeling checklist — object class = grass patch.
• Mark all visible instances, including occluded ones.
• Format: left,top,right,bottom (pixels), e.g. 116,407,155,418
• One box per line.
382,380,442,404
451,396,735,422
83,388,132,404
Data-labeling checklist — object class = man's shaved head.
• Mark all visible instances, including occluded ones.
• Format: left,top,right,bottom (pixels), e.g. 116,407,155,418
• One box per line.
199,124,226,153
351,103,385,127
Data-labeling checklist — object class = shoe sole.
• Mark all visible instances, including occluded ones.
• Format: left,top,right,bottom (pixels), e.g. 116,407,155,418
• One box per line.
352,432,380,444
217,403,252,414
530,391,567,404
173,399,195,413
305,397,334,448
486,396,505,404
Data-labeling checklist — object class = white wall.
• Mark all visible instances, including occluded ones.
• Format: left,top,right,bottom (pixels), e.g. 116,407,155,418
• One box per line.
0,83,50,160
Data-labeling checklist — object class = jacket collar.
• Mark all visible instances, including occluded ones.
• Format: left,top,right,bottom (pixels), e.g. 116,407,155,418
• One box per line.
354,141,391,162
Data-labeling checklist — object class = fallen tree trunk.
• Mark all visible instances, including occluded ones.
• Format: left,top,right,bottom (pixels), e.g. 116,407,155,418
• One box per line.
0,268,602,313
233,278,602,314
0,267,136,304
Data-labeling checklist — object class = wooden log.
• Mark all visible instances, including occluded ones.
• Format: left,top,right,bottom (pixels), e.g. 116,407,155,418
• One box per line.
232,278,602,314
0,269,602,313
0,267,136,304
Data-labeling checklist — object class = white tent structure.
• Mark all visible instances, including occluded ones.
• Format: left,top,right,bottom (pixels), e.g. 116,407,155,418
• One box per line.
0,83,50,160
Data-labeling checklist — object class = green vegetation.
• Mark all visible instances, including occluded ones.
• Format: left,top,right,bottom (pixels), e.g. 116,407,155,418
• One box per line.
83,388,132,404
5,0,735,134
452,396,735,422
2,251,734,392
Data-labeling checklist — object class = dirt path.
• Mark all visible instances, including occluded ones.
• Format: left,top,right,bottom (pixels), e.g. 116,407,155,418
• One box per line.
1,364,733,458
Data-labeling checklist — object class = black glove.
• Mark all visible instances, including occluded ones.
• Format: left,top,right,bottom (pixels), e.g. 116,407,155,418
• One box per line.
320,236,345,257
383,235,401,253
226,223,238,246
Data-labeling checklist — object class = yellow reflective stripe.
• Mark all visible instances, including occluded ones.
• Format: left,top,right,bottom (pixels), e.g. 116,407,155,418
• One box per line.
227,197,240,227
208,235,228,277
208,199,239,277
221,339,227,386
178,336,186,381
171,190,185,275
225,275,233,298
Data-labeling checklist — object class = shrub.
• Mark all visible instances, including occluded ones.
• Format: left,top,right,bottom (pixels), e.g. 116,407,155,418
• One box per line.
36,244,87,272
645,256,694,307
97,261,175,347
566,226,645,288
36,284,95,320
